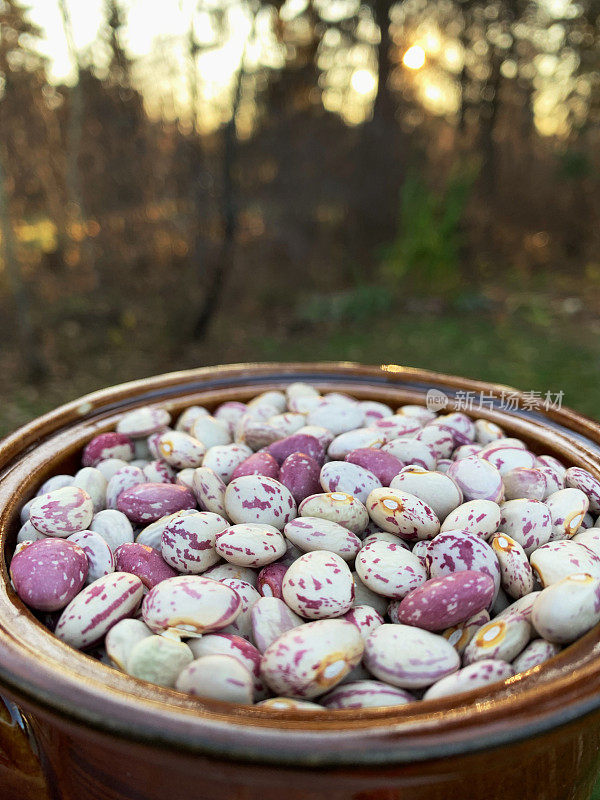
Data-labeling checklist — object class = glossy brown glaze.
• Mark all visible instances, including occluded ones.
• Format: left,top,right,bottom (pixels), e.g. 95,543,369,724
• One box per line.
1,363,600,800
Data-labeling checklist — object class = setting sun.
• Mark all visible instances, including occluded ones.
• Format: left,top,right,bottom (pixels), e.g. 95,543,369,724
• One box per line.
403,45,426,70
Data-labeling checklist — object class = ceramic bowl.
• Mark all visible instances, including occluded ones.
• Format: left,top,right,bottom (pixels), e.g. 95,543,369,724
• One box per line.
1,362,600,800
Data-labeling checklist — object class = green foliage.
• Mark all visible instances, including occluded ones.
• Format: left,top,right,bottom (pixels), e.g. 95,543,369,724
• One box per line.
296,284,393,325
380,167,477,292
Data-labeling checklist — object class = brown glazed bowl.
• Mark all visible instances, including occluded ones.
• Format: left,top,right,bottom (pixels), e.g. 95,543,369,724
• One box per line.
2,362,600,800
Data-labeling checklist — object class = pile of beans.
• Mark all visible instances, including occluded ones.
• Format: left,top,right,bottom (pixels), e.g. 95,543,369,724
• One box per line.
9,384,600,710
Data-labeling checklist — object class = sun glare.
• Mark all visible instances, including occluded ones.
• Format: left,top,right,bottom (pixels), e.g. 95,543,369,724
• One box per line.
403,45,426,70
350,68,377,96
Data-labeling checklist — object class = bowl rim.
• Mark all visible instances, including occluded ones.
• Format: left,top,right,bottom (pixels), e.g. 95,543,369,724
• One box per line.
2,360,600,767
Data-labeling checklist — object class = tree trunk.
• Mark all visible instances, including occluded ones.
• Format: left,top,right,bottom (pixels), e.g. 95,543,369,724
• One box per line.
0,150,46,381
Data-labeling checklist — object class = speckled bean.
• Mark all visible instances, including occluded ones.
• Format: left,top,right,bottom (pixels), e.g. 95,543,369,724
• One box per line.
474,420,505,444
442,610,490,654
214,523,286,567
90,509,135,551
441,499,501,539
203,562,259,586
213,401,248,435
284,517,361,560
192,466,228,516
342,604,384,641
390,467,462,520
106,466,145,510
344,448,404,485
202,444,253,483
327,428,385,460
512,638,560,672
142,460,176,485
529,540,600,586
29,487,94,537
279,452,322,504
175,405,210,434
502,468,547,501
319,461,381,504
67,530,115,584
389,571,495,630
56,572,144,649
352,572,389,616
425,530,500,596
231,452,280,481
250,596,304,652
260,618,364,698
218,578,261,639
188,633,266,697
191,416,232,449
499,499,552,554
266,434,325,466
366,488,440,541
491,533,534,598
531,573,600,644
373,415,422,440
546,488,590,540
359,400,393,423
307,401,365,435
321,680,414,709
11,538,89,611
82,432,134,467
115,542,177,588
381,438,436,471
480,446,536,476
463,615,531,665
298,492,368,535
142,575,241,636
415,424,455,459
423,659,515,700
446,456,504,503
117,406,171,438
72,468,108,513
176,654,255,703
224,476,296,530
96,458,130,481
364,624,460,688
161,510,226,573
355,541,427,599
117,482,196,524
282,551,354,619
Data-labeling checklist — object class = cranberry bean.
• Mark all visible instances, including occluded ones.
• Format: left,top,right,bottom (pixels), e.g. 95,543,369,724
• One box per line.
250,596,304,653
345,448,404,485
231,452,280,481
366,488,440,541
282,551,354,619
161,510,226,573
284,517,361,561
266,434,325,466
11,538,88,611
322,680,414,709
115,542,177,588
279,452,322,504
423,659,515,700
117,483,196,524
257,563,288,598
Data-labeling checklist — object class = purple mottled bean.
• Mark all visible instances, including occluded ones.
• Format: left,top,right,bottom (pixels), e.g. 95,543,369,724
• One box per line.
114,542,178,589
10,538,89,611
265,434,325,466
82,432,134,467
231,452,281,481
345,448,405,486
117,482,196,523
279,452,322,504
257,563,288,599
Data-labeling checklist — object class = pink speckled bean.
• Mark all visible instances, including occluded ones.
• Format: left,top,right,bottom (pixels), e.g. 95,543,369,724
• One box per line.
250,596,304,652
512,638,560,672
546,488,589,540
463,615,531,665
82,432,134,467
55,572,144,649
359,400,393,423
441,499,501,539
260,618,364,698
415,424,455,459
442,609,490,654
265,434,325,466
327,428,385,460
188,633,267,698
480,446,537,476
474,419,505,444
117,483,196,524
11,538,89,611
106,466,145,510
29,487,94,537
282,551,354,619
321,680,414,709
214,401,248,435
116,406,171,438
279,452,322,504
390,467,463,521
355,541,427,599
160,510,227,573
67,530,115,584
345,448,404,486
114,542,177,588
342,604,384,641
372,415,422,441
202,444,253,483
215,524,287,568
298,492,368,536
257,563,288,598
320,461,381,504
366,488,440,542
283,517,361,561
531,573,600,644
381,438,436,471
219,578,261,639
175,405,210,434
447,456,504,503
142,459,177,484
364,624,460,688
90,509,134,551
156,431,206,469
423,659,515,700
499,499,552,554
224,476,297,530
203,563,258,586
529,540,600,587
491,533,534,599
142,575,241,636
191,416,231,449
502,468,547,501
389,571,495,631
176,654,254,703
231,452,280,481
192,466,227,516
426,530,500,596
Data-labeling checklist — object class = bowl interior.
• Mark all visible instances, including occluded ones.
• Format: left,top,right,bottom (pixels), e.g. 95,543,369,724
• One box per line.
1,362,600,766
